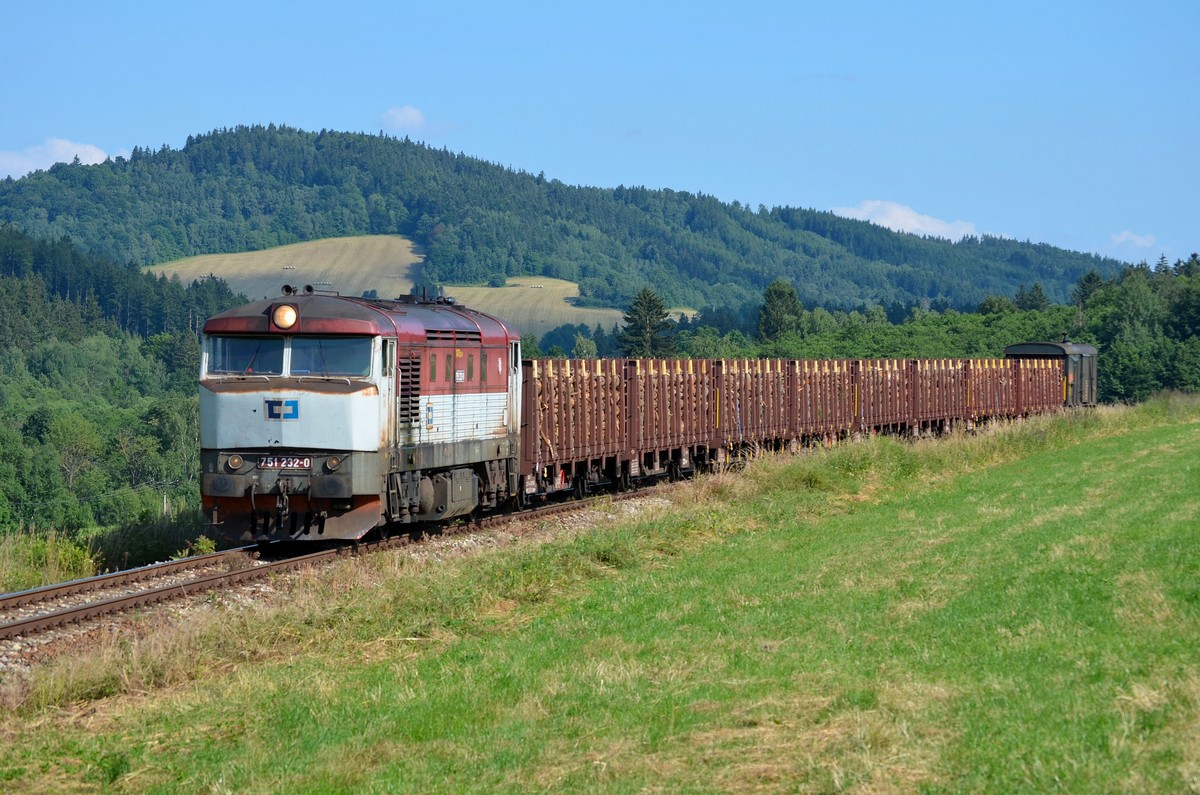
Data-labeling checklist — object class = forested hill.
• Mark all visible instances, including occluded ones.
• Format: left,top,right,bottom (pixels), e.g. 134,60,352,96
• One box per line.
0,124,1124,313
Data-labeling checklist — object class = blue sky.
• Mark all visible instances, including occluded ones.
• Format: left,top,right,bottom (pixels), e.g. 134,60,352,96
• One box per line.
2,1,1196,264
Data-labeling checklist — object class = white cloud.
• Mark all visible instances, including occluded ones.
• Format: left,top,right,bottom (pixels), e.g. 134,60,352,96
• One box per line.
1110,230,1155,249
0,138,109,179
381,105,427,134
830,200,977,241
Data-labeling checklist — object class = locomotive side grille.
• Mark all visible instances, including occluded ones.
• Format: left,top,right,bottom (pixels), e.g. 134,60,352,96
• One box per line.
398,357,421,424
427,330,483,345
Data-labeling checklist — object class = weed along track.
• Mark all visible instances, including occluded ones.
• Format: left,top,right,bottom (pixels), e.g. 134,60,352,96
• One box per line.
0,546,335,675
0,487,670,677
0,548,259,622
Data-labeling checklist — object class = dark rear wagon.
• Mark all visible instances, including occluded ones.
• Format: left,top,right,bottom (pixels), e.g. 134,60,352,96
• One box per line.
1004,341,1098,407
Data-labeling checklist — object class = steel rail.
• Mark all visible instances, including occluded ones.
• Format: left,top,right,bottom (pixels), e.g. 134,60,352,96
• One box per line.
0,483,674,644
0,547,258,610
0,548,338,642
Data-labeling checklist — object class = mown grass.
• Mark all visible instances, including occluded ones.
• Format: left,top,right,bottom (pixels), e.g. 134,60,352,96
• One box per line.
1,395,1197,792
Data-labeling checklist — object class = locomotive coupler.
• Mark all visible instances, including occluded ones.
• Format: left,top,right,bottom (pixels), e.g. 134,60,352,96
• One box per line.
276,479,292,520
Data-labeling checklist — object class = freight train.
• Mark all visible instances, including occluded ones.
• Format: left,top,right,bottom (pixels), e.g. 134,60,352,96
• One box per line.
199,287,1097,543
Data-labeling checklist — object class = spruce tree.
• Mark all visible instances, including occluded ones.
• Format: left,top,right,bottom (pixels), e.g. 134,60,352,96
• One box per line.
757,278,803,341
1015,282,1051,311
1071,270,1106,307
619,288,676,357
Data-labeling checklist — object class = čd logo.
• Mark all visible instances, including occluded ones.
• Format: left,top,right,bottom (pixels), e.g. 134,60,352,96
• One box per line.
265,399,299,420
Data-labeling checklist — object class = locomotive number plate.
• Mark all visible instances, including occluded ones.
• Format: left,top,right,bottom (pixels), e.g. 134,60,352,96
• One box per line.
259,456,312,470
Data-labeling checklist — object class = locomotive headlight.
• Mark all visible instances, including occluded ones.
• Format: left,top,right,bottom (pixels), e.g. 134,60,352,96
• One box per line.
325,456,342,472
272,304,298,329
226,454,244,471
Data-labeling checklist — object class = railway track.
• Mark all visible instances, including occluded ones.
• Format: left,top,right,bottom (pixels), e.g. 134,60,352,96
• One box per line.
0,485,668,650
0,547,272,643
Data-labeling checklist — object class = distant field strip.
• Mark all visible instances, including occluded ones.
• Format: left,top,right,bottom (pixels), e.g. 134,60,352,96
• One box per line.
147,236,627,335
146,235,422,302
447,278,624,337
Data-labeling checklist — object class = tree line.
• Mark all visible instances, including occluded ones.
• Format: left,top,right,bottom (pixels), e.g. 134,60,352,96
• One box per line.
537,254,1200,404
0,226,244,569
0,224,242,340
0,125,1124,317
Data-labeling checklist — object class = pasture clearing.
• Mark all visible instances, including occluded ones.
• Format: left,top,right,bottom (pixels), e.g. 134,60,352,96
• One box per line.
146,236,644,336
446,277,624,337
147,235,423,302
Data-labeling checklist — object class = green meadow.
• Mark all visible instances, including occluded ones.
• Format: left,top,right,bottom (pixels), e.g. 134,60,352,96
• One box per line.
2,396,1198,793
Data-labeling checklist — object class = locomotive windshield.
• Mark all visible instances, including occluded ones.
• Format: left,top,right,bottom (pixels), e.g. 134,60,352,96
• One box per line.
205,335,373,377
207,336,284,375
290,336,372,376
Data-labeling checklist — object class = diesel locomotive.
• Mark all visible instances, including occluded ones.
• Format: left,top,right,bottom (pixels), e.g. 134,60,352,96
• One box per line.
199,287,1096,543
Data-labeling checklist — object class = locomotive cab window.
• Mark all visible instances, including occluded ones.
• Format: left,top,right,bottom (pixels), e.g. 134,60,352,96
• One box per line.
290,336,373,377
207,336,284,375
382,339,395,377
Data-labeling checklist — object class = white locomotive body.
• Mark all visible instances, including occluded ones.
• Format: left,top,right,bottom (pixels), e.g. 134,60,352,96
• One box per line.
200,287,521,542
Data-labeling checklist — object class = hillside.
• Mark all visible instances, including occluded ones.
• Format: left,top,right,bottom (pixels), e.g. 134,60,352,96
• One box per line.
0,125,1126,314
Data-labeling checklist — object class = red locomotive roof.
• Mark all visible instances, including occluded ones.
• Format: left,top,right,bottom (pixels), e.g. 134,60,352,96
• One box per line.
203,289,518,345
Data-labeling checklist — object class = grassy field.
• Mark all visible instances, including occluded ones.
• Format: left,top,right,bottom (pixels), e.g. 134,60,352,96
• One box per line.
146,236,642,337
2,396,1198,792
147,235,424,303
447,277,624,338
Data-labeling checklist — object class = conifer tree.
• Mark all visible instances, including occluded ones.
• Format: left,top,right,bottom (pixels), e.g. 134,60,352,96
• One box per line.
1015,282,1051,311
1071,269,1106,307
619,287,675,357
757,278,803,341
